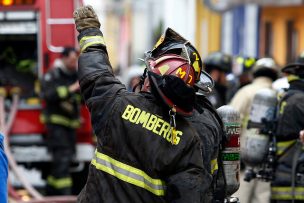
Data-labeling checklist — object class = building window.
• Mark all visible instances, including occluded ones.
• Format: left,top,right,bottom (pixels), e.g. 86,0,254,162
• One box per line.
286,20,298,63
264,22,273,57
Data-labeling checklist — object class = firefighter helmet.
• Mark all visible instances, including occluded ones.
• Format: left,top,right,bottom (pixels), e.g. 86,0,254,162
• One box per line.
151,28,202,81
150,27,214,92
252,58,278,73
147,54,196,116
252,58,278,81
204,52,232,73
282,53,304,78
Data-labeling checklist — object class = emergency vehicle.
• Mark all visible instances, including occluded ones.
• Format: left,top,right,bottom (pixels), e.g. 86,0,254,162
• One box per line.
0,0,94,194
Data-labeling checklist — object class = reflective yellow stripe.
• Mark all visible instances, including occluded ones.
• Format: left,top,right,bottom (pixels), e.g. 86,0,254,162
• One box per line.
210,158,218,175
40,114,80,128
56,86,69,98
287,75,300,82
271,186,304,200
242,115,249,129
47,176,72,189
92,150,166,196
276,140,296,156
279,101,287,114
0,87,7,97
74,94,82,103
80,36,105,52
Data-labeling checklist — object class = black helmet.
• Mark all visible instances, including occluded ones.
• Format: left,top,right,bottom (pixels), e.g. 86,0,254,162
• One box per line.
282,53,304,79
204,52,232,73
150,27,214,92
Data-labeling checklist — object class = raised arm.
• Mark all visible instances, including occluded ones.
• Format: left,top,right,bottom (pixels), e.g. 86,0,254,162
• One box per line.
73,6,127,132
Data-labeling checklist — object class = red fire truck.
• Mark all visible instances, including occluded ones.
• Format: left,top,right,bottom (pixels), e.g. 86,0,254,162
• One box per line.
0,0,94,194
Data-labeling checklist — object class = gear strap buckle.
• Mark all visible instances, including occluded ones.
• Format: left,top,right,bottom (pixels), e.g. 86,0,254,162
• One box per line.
169,107,177,145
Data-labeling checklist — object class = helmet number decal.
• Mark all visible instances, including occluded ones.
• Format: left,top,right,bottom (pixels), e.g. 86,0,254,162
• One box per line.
188,75,193,84
176,67,192,85
192,53,201,80
193,52,199,61
176,68,186,79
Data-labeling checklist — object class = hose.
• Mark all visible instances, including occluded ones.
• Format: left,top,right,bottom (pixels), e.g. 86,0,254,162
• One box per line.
2,88,77,202
15,196,77,203
1,88,43,200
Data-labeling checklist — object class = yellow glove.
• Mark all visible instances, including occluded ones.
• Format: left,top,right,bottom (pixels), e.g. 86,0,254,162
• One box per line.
73,5,101,33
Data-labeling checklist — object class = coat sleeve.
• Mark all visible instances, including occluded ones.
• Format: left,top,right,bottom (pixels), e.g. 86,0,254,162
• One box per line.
77,29,127,133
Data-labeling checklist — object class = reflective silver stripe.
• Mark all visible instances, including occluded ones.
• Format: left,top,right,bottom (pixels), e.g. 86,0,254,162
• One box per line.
92,150,166,196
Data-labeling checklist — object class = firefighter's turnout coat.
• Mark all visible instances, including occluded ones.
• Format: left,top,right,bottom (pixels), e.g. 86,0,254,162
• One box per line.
272,80,304,201
41,62,80,129
77,29,207,203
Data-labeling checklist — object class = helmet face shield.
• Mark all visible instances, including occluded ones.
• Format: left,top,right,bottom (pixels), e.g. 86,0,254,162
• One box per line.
195,70,214,92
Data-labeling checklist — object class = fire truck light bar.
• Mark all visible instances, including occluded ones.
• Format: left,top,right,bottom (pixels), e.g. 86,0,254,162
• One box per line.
1,0,35,6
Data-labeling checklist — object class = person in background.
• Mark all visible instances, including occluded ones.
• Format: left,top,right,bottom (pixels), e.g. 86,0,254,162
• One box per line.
235,56,257,88
204,52,233,108
73,5,208,202
123,65,145,92
40,47,80,195
271,54,304,203
230,57,279,203
0,133,8,202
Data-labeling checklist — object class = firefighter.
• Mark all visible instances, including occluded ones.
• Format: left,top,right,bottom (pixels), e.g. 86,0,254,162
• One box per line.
235,56,256,88
40,47,80,195
230,58,278,128
73,6,209,202
230,57,279,203
204,52,233,108
271,54,304,203
147,27,227,202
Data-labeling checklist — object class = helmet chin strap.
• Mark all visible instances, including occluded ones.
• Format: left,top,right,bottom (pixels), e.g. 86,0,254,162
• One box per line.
133,51,154,92
132,67,148,92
